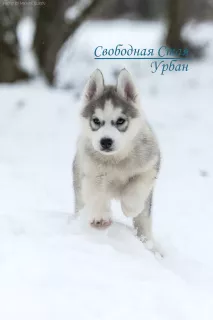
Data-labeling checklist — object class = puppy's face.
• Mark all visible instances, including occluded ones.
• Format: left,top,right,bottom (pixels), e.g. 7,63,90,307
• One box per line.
81,69,142,155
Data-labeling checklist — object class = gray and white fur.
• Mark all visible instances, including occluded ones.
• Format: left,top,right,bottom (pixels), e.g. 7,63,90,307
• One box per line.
73,69,161,252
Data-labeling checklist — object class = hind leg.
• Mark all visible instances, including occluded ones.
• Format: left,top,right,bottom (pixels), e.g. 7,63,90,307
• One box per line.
134,213,152,241
133,192,153,240
133,193,163,257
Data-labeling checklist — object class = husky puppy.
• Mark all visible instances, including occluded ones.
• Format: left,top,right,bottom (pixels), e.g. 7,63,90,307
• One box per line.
73,69,161,250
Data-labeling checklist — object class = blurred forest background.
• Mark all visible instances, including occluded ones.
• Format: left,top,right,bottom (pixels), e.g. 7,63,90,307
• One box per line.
0,0,212,85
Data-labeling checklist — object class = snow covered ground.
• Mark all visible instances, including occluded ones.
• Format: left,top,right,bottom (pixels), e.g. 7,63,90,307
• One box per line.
0,19,213,319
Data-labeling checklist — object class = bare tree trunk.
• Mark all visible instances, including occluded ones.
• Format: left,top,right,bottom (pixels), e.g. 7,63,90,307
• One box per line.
34,0,103,85
137,0,152,19
0,3,29,83
166,0,202,58
166,0,185,49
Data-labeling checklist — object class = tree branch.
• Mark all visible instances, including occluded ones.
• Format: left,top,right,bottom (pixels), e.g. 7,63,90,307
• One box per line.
34,0,104,85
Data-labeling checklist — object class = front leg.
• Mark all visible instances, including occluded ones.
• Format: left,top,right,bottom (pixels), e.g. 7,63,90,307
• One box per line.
121,169,156,218
82,176,112,229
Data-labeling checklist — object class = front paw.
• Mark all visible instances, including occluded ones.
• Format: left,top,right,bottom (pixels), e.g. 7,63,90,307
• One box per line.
121,194,145,218
88,209,112,229
90,218,112,229
121,205,142,218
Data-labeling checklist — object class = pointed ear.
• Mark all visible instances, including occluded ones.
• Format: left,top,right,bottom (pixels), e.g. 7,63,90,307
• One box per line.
116,69,138,104
83,69,104,103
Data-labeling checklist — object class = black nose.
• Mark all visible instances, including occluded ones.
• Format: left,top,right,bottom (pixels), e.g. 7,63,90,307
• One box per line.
100,138,113,150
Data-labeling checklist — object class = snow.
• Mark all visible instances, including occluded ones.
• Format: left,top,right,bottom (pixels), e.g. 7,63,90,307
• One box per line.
1,19,213,319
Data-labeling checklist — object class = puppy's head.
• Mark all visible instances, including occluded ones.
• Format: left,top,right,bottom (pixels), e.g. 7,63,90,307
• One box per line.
80,69,142,155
